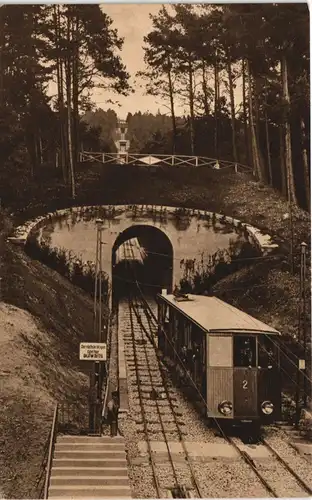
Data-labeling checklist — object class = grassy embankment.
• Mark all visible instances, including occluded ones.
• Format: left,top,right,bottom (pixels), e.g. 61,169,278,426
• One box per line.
10,162,308,339
0,162,310,497
0,214,106,498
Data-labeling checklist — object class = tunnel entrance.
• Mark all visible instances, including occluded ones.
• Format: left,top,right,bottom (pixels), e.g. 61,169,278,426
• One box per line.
112,225,173,302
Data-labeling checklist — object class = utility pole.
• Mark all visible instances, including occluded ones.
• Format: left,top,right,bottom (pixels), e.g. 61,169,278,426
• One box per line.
301,242,308,407
89,218,104,434
296,241,308,427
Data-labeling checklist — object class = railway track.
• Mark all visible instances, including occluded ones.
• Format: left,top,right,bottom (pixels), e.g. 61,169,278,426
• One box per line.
226,434,312,497
128,289,312,499
116,240,312,497
122,294,203,498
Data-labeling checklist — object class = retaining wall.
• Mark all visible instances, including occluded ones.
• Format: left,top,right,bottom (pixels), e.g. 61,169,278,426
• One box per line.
7,204,279,255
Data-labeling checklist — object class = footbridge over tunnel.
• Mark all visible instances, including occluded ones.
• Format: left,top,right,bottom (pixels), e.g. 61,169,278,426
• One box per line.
111,224,174,302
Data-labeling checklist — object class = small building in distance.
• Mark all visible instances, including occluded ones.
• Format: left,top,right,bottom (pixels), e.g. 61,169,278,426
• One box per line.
115,119,130,163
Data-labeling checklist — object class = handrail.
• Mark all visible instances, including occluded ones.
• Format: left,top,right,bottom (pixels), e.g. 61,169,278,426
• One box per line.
34,432,50,498
43,404,58,499
101,311,112,428
102,375,110,421
79,151,252,172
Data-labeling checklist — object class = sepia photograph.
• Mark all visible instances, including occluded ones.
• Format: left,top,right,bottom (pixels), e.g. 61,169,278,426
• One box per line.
0,2,311,499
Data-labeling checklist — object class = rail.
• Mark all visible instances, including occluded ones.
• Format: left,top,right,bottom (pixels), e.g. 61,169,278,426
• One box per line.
43,404,59,499
79,151,252,173
131,295,203,497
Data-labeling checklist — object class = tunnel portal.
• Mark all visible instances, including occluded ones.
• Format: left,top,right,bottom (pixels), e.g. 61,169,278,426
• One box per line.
112,225,173,301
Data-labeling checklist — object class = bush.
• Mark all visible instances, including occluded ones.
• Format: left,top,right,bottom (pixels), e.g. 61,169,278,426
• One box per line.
25,234,109,302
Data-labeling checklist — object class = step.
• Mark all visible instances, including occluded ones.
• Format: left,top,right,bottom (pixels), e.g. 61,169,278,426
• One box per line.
57,436,125,443
51,467,128,477
50,476,130,486
48,486,132,497
55,443,126,451
52,459,127,468
54,451,126,459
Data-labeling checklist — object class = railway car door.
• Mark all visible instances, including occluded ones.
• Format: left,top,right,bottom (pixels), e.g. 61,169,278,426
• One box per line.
258,335,281,420
233,336,258,418
207,335,233,418
157,300,165,352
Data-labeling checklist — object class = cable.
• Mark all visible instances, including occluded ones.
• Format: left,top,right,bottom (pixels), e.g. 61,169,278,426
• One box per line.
126,249,311,418
243,291,311,359
135,282,311,402
202,289,312,386
112,272,276,294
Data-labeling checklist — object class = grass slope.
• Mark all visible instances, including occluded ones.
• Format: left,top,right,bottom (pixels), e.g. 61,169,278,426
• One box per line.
0,164,310,496
0,217,100,499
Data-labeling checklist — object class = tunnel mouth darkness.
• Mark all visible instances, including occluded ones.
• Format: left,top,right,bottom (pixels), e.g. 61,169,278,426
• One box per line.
112,224,173,302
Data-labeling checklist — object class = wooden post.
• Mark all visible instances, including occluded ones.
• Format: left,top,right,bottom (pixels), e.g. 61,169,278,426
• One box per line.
301,242,308,407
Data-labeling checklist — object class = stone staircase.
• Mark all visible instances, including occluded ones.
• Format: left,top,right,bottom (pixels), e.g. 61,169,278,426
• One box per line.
48,435,131,498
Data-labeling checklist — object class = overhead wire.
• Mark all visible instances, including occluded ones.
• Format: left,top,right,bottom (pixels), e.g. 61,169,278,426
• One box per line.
201,287,311,386
126,240,237,444
110,237,310,371
113,242,310,361
134,279,311,406
120,237,311,418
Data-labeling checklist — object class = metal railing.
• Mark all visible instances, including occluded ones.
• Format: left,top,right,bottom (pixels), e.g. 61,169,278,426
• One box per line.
33,429,51,498
43,404,59,499
58,401,89,434
79,151,252,173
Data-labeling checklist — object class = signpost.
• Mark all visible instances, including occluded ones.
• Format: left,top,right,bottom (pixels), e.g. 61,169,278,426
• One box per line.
299,359,306,371
79,342,107,361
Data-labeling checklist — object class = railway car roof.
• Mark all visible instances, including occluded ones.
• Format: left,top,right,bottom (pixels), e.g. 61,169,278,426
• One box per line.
158,294,280,335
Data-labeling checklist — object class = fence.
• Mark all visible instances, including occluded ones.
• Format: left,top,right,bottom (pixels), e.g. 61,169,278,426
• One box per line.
79,151,252,173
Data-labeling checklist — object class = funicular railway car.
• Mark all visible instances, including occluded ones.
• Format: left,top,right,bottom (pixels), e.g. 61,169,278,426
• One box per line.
157,292,281,427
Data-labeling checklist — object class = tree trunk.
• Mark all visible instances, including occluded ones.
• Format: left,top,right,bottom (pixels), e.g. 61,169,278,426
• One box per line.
214,51,219,158
26,133,36,177
247,59,261,179
54,5,67,183
201,59,209,116
242,58,250,165
226,54,238,164
300,116,310,209
60,60,68,180
0,8,4,109
167,61,177,155
38,134,43,165
65,13,76,199
253,75,267,183
264,79,273,185
279,124,287,197
188,57,195,155
281,55,297,205
72,14,79,163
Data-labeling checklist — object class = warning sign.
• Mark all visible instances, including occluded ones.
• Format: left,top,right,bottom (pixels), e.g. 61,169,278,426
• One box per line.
79,343,107,361
299,359,306,370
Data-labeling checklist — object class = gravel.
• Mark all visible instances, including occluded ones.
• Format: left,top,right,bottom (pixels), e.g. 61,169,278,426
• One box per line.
114,299,312,498
263,427,312,492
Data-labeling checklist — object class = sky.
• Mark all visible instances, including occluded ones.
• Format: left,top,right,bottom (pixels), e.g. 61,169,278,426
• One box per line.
93,4,243,120
93,4,166,119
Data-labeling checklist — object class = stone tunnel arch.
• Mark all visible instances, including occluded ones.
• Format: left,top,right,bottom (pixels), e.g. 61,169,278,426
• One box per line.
112,224,174,301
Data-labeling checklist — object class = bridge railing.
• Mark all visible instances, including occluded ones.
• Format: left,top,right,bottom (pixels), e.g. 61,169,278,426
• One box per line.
79,151,252,173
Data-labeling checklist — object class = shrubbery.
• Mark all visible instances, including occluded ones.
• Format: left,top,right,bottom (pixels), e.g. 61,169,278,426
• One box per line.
25,234,110,302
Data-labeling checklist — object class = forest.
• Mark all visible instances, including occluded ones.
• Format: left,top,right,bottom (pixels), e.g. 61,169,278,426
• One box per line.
0,4,310,209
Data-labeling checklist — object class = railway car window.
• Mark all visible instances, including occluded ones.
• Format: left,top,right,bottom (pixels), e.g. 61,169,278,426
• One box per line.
164,306,169,324
233,336,256,367
208,336,232,367
258,336,276,368
186,323,192,349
